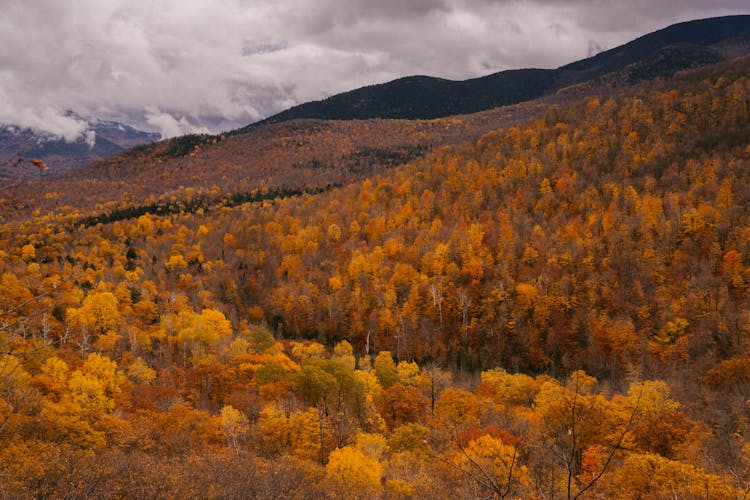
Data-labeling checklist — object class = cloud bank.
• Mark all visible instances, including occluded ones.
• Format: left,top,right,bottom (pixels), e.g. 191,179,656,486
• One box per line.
0,0,747,139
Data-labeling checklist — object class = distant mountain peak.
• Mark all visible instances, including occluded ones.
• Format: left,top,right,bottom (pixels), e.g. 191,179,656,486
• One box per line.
0,118,159,176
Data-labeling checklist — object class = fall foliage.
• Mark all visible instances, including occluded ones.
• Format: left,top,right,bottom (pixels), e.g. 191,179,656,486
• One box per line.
2,54,750,497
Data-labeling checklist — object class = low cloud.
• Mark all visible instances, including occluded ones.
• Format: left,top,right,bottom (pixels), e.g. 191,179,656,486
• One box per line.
0,101,89,142
84,130,97,148
145,110,211,139
0,0,746,140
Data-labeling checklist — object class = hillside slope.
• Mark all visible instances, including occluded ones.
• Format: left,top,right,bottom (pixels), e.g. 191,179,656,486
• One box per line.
3,55,749,370
0,101,547,219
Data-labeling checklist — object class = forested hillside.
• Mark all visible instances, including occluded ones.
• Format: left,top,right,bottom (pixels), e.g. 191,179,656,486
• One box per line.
2,55,750,498
0,102,543,219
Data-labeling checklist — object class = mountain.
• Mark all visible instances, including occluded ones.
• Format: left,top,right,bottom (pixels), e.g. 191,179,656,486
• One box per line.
253,15,750,126
6,15,745,176
0,119,159,178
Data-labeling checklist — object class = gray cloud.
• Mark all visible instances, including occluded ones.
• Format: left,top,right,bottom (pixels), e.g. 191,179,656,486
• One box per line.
0,0,746,139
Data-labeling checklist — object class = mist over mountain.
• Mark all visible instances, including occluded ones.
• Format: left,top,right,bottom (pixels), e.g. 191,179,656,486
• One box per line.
0,118,159,177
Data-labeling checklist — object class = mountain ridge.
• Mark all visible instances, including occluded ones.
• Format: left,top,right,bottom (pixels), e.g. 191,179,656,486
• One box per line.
250,15,750,127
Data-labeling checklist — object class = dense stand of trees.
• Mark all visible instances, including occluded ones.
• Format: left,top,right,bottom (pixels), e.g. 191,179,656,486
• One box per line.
1,56,750,497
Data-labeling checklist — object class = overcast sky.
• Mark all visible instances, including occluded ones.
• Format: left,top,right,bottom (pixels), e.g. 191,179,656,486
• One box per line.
0,1,747,139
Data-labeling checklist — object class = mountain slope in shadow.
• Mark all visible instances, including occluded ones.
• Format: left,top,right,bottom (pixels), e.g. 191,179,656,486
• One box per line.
251,15,750,126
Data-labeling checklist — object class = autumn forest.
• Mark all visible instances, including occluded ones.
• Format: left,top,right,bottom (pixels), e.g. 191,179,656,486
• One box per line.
2,44,750,498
